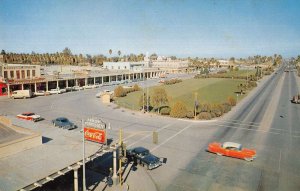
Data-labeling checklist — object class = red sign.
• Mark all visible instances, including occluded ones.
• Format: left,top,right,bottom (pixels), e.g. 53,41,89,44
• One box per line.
84,127,106,144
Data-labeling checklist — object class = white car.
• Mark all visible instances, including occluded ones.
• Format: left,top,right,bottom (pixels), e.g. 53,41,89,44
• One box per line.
34,90,50,96
60,88,67,93
73,86,84,91
48,88,62,94
96,90,112,98
83,84,95,89
17,112,43,122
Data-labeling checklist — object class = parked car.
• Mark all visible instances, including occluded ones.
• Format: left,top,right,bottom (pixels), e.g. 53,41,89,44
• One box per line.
11,90,33,99
52,117,76,130
17,112,43,122
66,87,75,92
73,86,84,91
34,90,50,96
207,142,256,161
60,88,67,93
83,84,95,89
47,88,62,94
94,83,102,88
127,147,162,170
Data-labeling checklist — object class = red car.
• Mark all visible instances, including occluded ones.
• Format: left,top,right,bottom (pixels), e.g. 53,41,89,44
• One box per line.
17,112,42,122
207,142,256,161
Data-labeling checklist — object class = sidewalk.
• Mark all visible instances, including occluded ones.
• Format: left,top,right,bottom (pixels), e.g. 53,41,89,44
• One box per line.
87,162,157,191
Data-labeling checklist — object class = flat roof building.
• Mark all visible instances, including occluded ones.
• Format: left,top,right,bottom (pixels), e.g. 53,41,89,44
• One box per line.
0,63,41,80
103,62,148,70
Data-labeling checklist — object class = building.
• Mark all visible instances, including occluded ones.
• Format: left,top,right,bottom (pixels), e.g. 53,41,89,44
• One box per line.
103,62,147,70
0,64,41,80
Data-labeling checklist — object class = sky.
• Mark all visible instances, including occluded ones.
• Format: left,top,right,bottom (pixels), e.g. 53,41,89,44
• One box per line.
0,0,300,58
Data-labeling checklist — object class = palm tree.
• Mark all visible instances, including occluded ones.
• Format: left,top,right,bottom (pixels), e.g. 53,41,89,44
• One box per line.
118,50,121,57
109,49,112,56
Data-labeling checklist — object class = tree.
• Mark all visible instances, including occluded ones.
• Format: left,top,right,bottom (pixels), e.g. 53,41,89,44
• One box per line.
109,49,112,56
170,101,188,118
1,50,6,55
151,87,168,113
62,47,72,56
118,50,121,57
139,93,150,110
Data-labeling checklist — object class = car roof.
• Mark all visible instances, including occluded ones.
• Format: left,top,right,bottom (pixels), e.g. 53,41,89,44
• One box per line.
22,112,34,115
222,142,242,149
56,117,68,120
134,147,149,153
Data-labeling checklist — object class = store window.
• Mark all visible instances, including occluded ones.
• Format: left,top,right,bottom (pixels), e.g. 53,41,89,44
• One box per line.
16,70,20,79
4,71,7,78
21,70,25,79
10,71,14,78
27,70,30,78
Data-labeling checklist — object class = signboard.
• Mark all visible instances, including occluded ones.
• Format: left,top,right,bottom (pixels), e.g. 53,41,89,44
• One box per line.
84,118,106,129
84,118,107,144
84,127,106,144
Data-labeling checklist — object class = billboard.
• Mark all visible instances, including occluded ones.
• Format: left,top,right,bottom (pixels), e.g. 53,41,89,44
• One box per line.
84,127,106,144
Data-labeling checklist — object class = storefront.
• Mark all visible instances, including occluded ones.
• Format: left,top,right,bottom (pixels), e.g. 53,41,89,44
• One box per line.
0,82,8,96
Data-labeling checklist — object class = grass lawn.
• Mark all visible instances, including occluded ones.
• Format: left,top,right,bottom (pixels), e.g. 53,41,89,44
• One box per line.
213,70,256,78
115,78,251,111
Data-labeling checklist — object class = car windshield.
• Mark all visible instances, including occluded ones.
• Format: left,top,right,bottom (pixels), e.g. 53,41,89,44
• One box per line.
59,118,69,123
24,113,34,116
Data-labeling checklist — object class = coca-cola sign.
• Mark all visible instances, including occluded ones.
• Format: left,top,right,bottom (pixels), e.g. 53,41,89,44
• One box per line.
84,127,106,144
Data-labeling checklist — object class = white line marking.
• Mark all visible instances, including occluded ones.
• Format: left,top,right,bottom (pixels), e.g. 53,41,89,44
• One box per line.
278,149,282,172
128,123,174,147
150,123,193,152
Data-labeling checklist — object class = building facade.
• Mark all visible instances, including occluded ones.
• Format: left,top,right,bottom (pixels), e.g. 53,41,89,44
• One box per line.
103,62,147,70
0,64,41,80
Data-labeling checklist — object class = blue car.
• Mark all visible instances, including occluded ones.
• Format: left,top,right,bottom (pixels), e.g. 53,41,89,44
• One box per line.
52,117,76,130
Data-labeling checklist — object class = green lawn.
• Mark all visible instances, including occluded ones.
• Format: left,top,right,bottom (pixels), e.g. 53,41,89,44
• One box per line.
115,78,250,111
213,70,256,78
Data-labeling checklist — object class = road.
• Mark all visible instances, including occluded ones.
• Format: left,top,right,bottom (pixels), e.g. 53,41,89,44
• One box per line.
160,65,300,191
0,68,299,191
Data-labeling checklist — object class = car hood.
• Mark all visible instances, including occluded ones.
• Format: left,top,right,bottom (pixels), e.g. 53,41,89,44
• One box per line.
143,154,160,164
31,115,41,119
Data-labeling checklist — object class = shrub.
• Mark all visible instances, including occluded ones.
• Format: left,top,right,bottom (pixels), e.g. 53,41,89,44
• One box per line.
186,111,195,119
248,81,257,88
210,112,216,118
170,101,188,118
197,112,212,120
227,96,236,106
211,104,223,117
114,86,126,97
160,107,171,115
222,103,231,113
200,103,211,112
133,84,141,91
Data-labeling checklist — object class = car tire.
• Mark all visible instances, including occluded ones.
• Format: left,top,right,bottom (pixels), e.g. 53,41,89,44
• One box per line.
216,153,223,156
244,158,253,162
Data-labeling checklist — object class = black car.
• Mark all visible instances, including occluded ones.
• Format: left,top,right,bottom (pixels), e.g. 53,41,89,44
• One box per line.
52,117,76,130
127,147,162,170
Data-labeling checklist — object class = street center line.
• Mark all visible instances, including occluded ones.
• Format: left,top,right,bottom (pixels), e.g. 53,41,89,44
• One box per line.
150,123,193,152
128,123,174,147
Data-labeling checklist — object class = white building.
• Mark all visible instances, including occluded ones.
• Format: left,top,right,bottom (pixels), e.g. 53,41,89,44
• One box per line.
103,62,148,70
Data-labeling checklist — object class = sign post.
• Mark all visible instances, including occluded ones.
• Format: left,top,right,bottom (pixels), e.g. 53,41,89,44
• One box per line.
82,118,107,190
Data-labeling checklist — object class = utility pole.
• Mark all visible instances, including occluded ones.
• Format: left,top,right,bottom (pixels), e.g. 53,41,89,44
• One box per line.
82,120,86,191
194,92,198,120
119,128,123,187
